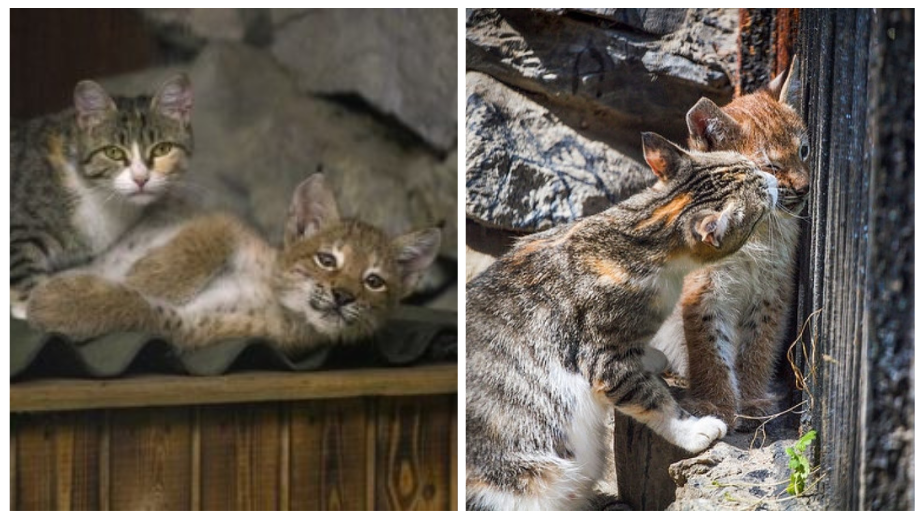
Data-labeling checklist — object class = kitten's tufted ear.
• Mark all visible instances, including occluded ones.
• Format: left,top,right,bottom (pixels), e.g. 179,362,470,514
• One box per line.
152,73,194,126
690,209,730,249
641,132,689,182
74,80,116,131
686,97,742,151
392,228,441,297
284,173,341,248
768,55,802,109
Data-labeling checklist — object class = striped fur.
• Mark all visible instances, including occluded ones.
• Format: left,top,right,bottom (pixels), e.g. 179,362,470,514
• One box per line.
10,75,194,319
26,174,441,358
465,134,778,510
650,57,810,430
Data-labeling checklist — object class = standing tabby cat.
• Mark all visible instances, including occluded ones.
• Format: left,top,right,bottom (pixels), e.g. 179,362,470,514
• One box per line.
10,74,194,319
649,57,809,430
27,174,441,357
466,133,779,510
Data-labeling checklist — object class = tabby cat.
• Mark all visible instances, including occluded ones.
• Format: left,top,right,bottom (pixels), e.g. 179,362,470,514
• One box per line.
10,74,194,319
466,133,779,510
649,57,810,430
27,174,441,356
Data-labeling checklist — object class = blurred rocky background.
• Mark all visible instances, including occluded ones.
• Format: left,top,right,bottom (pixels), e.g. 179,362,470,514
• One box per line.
11,8,458,310
466,8,739,278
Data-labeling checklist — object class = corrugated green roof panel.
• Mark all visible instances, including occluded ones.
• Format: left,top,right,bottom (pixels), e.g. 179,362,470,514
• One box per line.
10,306,456,379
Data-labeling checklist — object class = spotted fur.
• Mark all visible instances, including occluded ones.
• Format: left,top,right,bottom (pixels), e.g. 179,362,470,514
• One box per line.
466,133,778,510
649,57,811,430
26,174,441,357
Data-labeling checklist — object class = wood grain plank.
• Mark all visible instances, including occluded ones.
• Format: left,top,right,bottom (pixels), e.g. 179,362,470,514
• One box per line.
375,395,454,511
14,414,56,510
11,430,17,511
199,403,282,510
12,412,101,511
450,397,458,511
11,364,458,412
289,398,370,510
108,408,192,510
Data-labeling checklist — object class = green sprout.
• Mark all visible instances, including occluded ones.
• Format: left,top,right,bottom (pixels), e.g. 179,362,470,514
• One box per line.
785,429,817,496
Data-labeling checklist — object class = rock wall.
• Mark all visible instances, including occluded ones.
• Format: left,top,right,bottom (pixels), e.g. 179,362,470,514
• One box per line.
466,8,739,237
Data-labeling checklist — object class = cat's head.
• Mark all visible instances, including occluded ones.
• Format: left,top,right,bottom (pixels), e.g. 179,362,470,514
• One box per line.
72,74,194,206
685,56,809,214
641,132,778,263
275,173,441,341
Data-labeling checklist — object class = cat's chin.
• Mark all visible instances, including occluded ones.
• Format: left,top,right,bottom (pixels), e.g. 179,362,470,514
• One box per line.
302,308,350,339
122,191,162,206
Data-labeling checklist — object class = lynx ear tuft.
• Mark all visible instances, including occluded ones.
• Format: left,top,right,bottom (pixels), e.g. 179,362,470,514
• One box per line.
74,80,116,131
691,210,730,249
685,98,742,151
392,228,441,296
641,132,689,182
284,173,341,248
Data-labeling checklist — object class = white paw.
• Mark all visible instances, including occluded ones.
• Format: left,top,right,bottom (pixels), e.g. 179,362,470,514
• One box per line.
677,415,727,453
10,299,27,320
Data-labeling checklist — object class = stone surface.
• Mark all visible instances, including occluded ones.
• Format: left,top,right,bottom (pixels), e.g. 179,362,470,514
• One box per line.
544,8,689,36
102,42,456,303
271,8,458,153
466,71,655,232
141,9,457,154
467,8,738,146
667,431,821,511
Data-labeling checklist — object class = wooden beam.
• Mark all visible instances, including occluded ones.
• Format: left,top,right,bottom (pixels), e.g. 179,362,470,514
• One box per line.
11,364,458,413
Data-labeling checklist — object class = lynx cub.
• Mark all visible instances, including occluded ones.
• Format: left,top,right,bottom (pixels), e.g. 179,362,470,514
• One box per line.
28,174,441,357
650,57,810,430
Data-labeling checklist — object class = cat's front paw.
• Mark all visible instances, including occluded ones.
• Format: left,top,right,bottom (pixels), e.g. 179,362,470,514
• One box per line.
678,415,728,453
11,289,29,320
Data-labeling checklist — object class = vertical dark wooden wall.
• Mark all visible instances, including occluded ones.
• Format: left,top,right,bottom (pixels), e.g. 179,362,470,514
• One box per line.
790,8,913,510
12,395,457,511
10,9,158,118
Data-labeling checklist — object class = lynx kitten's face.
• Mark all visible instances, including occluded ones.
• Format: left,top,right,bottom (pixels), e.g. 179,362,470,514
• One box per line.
277,221,402,339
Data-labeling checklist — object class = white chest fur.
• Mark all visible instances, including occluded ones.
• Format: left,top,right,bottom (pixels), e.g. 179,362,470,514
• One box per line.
63,162,143,254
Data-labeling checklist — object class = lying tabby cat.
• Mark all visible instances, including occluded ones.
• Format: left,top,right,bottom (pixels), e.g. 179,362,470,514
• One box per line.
10,74,194,319
649,57,810,430
27,174,441,357
466,133,778,510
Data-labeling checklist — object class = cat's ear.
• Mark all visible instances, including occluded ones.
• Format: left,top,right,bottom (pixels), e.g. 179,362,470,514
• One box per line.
392,228,441,296
768,55,802,108
284,173,341,248
685,97,742,151
151,73,194,126
690,209,730,249
74,80,116,131
641,132,689,182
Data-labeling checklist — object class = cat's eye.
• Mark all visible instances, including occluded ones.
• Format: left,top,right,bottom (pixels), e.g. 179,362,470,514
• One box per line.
799,143,810,161
364,274,386,291
151,142,173,158
315,252,337,270
104,146,126,161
